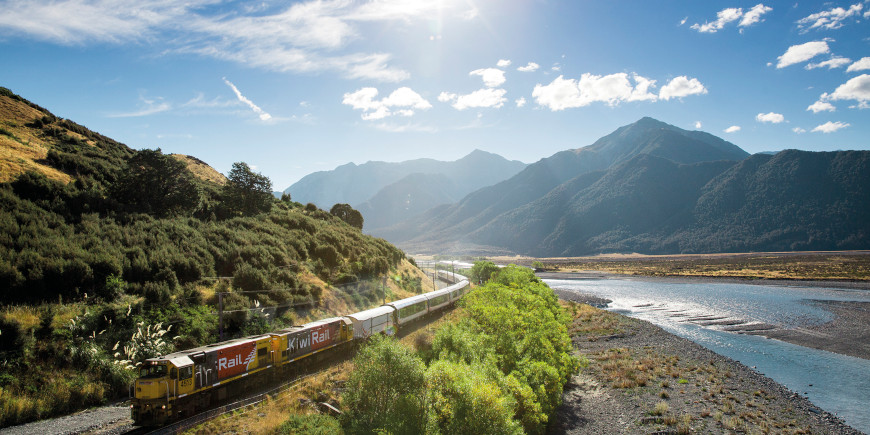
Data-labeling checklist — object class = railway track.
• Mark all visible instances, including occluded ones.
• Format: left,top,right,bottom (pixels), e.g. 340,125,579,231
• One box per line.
124,272,460,434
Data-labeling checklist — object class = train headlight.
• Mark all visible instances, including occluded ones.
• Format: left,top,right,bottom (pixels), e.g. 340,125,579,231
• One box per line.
161,405,166,409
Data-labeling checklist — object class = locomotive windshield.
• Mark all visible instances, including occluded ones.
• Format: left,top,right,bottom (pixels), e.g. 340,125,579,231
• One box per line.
139,363,168,378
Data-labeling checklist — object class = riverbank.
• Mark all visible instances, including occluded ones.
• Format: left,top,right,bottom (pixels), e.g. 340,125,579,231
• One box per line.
541,271,870,361
551,294,861,434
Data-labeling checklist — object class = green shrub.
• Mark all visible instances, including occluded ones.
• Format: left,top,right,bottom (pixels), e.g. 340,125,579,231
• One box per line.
341,336,426,434
277,414,341,435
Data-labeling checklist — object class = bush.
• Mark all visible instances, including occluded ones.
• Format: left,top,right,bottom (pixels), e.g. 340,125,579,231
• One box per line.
423,360,522,435
341,336,426,434
277,414,341,435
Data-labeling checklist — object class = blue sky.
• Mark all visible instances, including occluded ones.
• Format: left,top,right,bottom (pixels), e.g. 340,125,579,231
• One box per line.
1,1,868,190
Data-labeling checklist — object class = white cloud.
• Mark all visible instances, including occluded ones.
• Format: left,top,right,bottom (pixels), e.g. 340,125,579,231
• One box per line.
694,121,702,129
812,121,850,133
343,86,431,120
658,76,707,100
797,3,864,32
497,59,511,68
740,4,773,27
532,73,669,111
846,57,870,72
826,74,870,106
807,100,836,113
109,94,172,118
776,40,830,68
691,7,742,33
515,97,526,108
0,0,209,44
756,112,785,123
469,68,506,88
806,56,851,70
679,16,688,26
793,127,807,133
0,0,484,82
440,88,508,110
223,78,272,121
689,5,772,33
725,125,741,133
517,62,540,72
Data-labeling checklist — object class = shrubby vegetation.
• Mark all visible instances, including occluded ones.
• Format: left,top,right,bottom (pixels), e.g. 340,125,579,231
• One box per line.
0,88,409,427
340,264,578,434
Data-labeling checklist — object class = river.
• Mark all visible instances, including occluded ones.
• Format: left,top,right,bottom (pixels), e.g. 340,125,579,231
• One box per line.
545,277,870,434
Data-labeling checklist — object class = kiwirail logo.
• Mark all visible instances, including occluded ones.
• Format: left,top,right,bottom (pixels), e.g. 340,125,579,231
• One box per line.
218,348,256,371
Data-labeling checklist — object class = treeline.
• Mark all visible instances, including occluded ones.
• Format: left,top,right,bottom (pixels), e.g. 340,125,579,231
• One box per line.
334,265,578,434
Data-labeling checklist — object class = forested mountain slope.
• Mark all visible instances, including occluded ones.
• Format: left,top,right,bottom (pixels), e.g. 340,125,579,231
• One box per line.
387,118,868,256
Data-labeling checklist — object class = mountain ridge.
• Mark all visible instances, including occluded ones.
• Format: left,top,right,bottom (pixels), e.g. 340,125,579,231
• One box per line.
382,118,868,256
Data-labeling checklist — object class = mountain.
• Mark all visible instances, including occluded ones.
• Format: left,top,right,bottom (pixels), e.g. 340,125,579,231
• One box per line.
356,173,458,230
379,117,749,248
284,149,527,210
386,118,869,256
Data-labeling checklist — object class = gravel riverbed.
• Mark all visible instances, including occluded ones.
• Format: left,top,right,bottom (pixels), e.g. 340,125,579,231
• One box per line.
550,290,862,434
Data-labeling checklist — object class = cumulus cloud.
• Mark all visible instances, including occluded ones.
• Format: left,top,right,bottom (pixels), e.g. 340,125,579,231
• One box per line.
531,73,706,110
469,68,506,88
679,16,688,26
825,74,870,108
740,4,773,27
805,56,851,70
793,127,807,133
517,62,540,72
690,4,771,33
691,7,743,33
797,3,864,32
658,76,708,100
497,59,511,67
343,86,431,120
846,57,870,72
694,121,702,129
532,73,670,110
515,97,526,108
725,125,741,133
439,88,508,110
812,121,850,133
776,40,830,68
807,100,835,113
756,112,785,123
223,78,272,121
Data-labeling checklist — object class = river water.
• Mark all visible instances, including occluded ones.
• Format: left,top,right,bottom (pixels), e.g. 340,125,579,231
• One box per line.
545,277,870,434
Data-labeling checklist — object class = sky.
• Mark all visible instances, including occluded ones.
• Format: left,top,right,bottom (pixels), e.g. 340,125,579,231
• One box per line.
1,0,868,190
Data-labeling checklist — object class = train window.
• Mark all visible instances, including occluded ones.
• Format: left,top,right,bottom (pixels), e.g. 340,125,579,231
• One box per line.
139,364,167,378
258,347,267,357
179,366,193,380
170,368,178,380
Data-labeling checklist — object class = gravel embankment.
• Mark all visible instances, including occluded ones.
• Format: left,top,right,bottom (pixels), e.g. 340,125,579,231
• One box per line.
550,291,862,434
0,405,133,435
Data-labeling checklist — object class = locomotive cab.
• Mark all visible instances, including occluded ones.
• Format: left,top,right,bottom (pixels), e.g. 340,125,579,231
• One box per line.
132,356,195,426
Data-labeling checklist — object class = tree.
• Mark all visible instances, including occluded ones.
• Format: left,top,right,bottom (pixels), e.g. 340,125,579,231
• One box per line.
111,149,202,217
470,261,499,284
330,203,364,230
222,162,273,217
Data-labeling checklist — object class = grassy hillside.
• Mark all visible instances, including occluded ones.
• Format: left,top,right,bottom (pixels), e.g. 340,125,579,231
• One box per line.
0,86,422,427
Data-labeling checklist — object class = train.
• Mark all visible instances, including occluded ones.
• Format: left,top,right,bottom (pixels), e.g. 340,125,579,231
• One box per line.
131,270,469,426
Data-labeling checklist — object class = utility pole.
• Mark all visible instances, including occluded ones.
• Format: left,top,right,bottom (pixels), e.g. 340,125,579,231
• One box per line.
218,292,224,341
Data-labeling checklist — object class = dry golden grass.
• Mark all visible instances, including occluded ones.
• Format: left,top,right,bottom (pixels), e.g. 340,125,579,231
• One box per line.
170,154,227,185
185,361,350,434
542,251,870,281
0,96,72,183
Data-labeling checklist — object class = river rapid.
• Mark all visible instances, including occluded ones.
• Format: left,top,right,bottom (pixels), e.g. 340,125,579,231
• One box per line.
545,277,870,434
